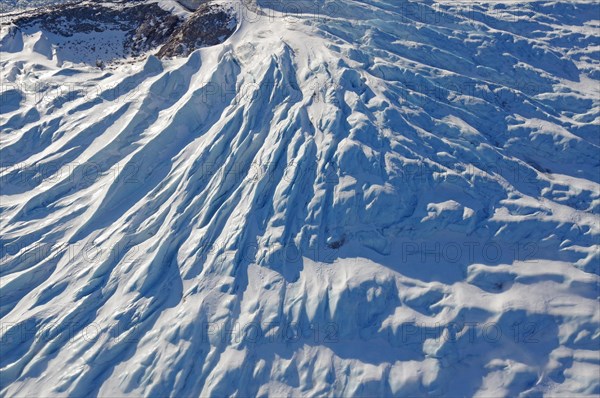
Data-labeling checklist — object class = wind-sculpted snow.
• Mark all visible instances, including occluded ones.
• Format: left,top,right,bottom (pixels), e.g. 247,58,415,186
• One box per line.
1,0,599,397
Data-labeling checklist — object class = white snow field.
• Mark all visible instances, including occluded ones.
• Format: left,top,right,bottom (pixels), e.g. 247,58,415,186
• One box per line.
0,0,599,396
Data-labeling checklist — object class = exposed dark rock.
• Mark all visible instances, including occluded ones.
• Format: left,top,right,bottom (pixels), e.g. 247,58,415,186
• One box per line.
156,3,237,58
127,12,182,57
12,1,165,36
3,0,237,63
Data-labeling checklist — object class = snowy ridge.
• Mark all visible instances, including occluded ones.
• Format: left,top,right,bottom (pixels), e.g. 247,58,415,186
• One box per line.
1,0,599,396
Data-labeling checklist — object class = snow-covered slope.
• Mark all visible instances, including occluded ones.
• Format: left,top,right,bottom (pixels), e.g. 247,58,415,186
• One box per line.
1,0,599,396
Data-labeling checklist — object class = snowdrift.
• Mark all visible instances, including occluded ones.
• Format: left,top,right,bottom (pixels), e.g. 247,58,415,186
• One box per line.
1,0,599,396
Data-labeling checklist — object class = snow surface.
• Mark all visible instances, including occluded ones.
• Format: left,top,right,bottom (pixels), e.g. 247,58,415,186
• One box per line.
1,0,599,396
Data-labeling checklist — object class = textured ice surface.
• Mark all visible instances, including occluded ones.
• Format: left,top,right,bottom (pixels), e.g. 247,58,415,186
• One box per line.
1,0,599,396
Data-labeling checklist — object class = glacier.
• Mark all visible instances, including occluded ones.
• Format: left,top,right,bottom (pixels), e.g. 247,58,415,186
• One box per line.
0,0,599,396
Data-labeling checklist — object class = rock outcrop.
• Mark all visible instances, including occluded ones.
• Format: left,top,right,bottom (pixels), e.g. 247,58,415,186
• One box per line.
157,3,236,58
2,0,237,63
